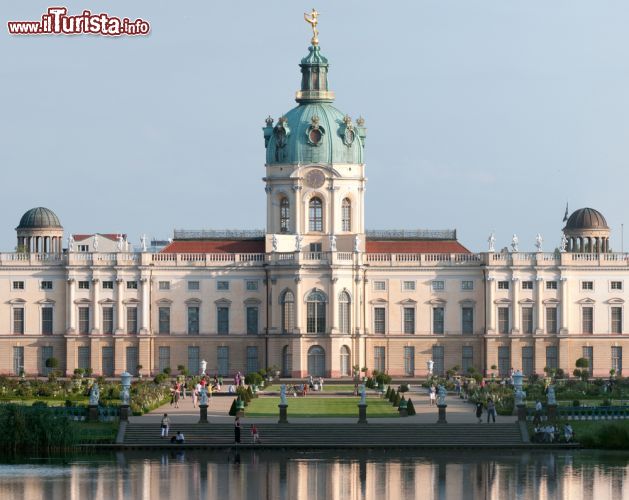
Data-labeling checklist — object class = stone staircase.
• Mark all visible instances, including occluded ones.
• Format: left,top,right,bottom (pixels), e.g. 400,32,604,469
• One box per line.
123,422,526,448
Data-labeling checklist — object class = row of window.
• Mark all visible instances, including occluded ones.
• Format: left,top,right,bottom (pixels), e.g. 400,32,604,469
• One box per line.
10,345,261,378
371,306,473,335
373,280,476,292
372,345,475,376
10,279,259,292
279,197,352,233
495,280,623,291
495,306,622,334
158,305,260,335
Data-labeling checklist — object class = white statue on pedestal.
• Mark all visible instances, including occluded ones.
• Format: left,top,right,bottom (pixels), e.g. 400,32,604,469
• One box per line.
117,234,124,251
511,234,519,252
200,359,207,376
427,359,434,376
488,232,496,252
280,384,288,405
329,234,337,252
535,233,543,252
89,383,100,405
295,234,303,252
140,234,147,252
68,235,74,252
93,234,99,250
272,235,278,252
560,232,568,252
353,235,360,253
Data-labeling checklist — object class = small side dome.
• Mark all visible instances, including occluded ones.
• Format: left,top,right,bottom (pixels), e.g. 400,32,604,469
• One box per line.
17,207,62,229
564,207,609,231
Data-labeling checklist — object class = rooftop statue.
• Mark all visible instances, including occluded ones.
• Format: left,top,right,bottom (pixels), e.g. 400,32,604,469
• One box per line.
304,8,319,46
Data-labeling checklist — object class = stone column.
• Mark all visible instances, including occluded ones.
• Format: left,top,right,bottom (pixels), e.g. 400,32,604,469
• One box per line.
486,277,495,333
115,278,125,334
66,278,76,334
292,185,302,235
357,403,368,424
560,277,569,334
91,278,100,334
140,277,150,334
511,277,519,333
294,276,302,334
437,404,447,424
535,277,544,334
330,277,338,333
278,404,288,424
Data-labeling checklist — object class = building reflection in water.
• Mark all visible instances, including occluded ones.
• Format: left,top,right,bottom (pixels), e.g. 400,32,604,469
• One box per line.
0,451,628,500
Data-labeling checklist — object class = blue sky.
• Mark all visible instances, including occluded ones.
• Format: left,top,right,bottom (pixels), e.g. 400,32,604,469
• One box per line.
2,1,629,252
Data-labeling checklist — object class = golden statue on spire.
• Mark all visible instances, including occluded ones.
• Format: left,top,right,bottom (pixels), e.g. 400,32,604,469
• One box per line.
304,8,319,46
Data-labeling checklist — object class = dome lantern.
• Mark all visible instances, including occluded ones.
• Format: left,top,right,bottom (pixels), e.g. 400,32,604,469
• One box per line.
563,207,610,253
15,207,64,254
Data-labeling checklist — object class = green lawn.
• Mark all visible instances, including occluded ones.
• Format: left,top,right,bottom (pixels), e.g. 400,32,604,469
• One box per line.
245,397,399,418
320,384,357,393
73,422,119,444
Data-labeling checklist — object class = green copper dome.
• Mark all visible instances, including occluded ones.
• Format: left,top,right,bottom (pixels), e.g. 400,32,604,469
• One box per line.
263,45,366,165
17,207,62,229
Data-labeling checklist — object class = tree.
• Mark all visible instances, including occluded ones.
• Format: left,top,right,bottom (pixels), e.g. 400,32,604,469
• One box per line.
45,357,59,369
575,357,590,381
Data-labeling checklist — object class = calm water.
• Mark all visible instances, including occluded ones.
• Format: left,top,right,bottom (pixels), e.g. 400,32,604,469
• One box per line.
0,450,628,500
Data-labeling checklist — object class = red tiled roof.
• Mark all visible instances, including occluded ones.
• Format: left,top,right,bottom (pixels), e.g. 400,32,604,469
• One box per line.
366,240,470,254
161,240,265,253
73,233,125,242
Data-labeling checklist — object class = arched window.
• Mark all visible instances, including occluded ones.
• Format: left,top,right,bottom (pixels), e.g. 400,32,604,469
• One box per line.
339,291,351,334
282,345,292,377
307,290,326,333
340,345,350,376
281,290,295,333
280,197,290,233
308,345,326,376
341,198,351,232
309,197,323,232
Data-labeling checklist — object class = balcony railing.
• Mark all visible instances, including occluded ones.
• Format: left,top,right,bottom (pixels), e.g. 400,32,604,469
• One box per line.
0,251,628,269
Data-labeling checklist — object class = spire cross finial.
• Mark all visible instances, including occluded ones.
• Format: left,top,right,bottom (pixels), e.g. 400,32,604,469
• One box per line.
304,8,319,46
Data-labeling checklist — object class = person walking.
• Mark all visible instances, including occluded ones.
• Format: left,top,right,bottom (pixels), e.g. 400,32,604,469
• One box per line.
475,401,483,423
173,383,180,408
234,416,241,444
161,413,171,438
251,424,260,444
487,398,496,423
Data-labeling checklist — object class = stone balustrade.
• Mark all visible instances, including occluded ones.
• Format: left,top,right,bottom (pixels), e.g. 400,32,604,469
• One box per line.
1,251,629,268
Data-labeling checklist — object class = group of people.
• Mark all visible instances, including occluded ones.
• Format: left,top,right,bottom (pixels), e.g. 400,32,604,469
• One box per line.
532,423,574,443
475,399,497,423
160,413,185,443
169,375,226,409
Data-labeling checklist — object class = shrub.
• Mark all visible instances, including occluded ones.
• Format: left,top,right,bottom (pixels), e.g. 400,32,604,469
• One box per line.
45,357,59,369
385,386,392,399
573,400,581,407
495,395,514,416
154,373,168,384
163,367,172,375
245,372,264,386
393,391,401,407
398,384,409,393
375,372,392,386
406,398,416,416
0,405,77,453
228,398,237,416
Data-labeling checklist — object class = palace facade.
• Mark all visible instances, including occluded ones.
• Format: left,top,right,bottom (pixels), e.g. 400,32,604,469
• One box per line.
2,37,627,380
